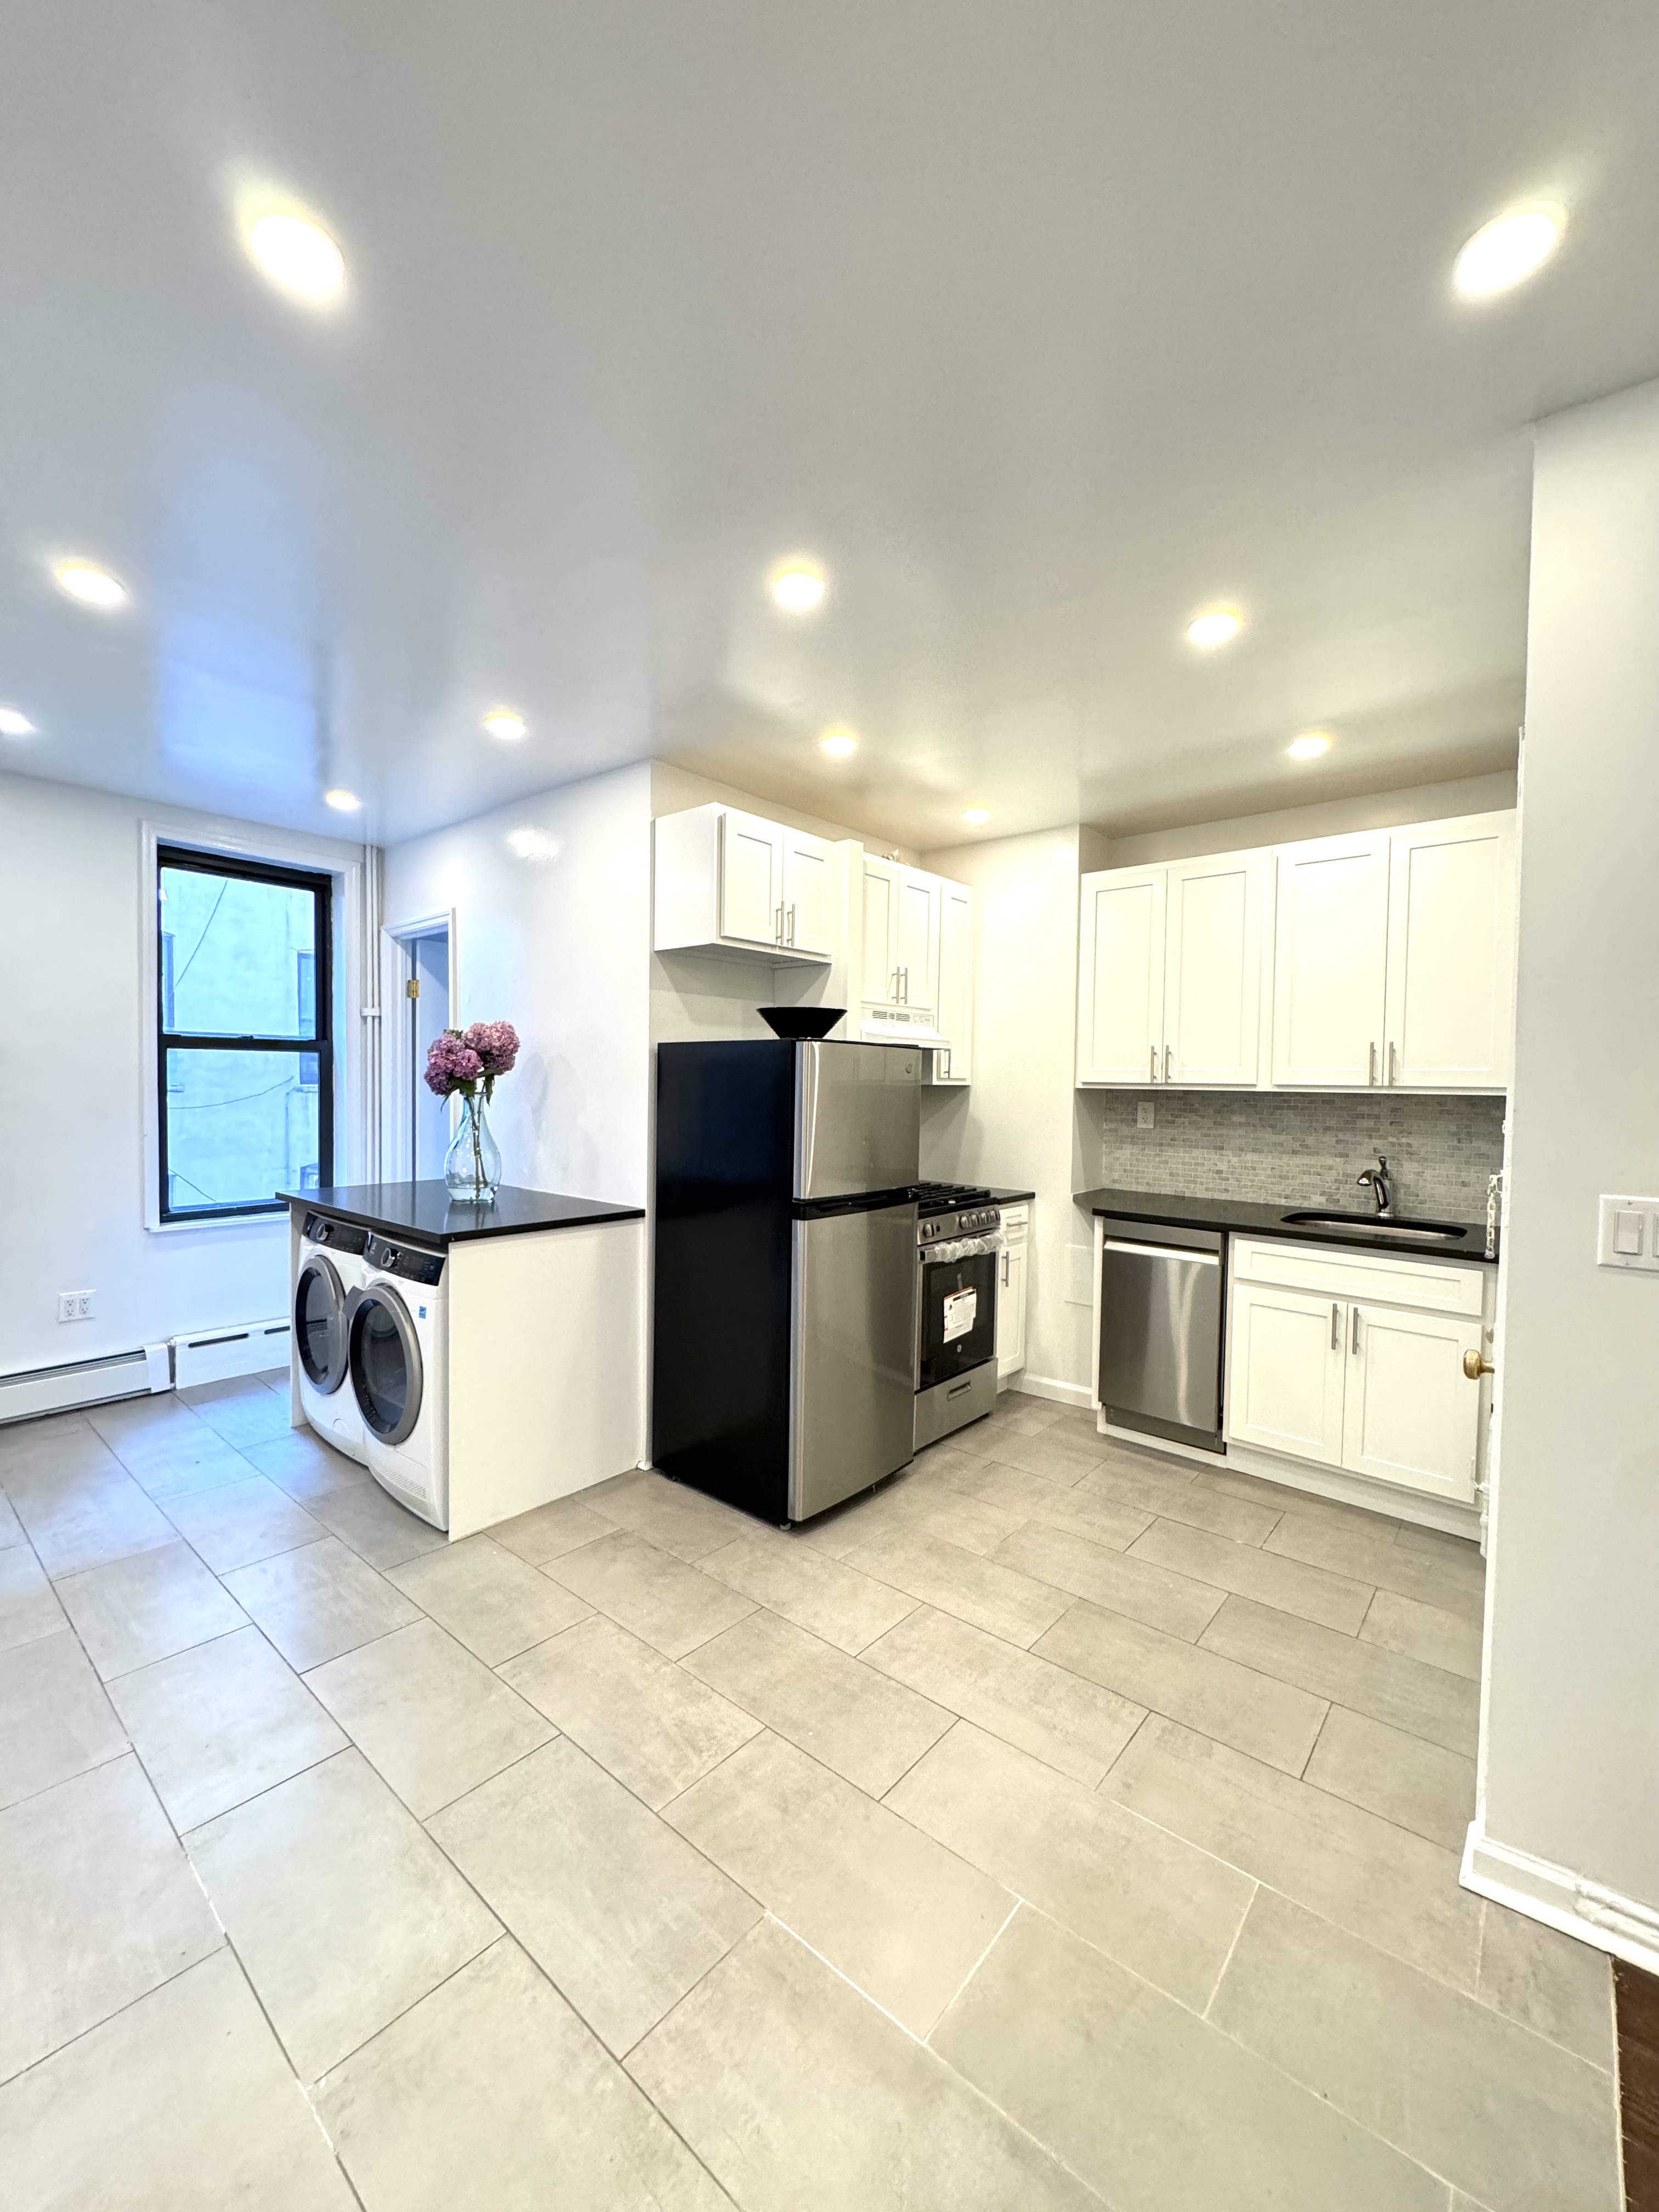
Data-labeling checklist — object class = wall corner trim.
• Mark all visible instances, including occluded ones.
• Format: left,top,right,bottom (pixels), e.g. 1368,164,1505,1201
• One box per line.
1462,1813,1659,1977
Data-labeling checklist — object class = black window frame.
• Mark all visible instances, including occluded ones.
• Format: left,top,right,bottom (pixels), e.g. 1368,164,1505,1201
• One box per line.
156,843,335,1223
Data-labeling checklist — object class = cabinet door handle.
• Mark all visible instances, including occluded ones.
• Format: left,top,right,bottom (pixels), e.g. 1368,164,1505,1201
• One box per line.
891,967,900,1002
1352,1306,1361,1355
902,966,909,1002
1150,1046,1158,1083
1368,1041,1377,1084
775,903,784,945
1001,1252,1009,1288
1330,1301,1340,1351
788,903,796,946
1165,1044,1172,1082
1388,1040,1397,1085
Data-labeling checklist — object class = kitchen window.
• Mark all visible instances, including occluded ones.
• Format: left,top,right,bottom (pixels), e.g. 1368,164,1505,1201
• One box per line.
156,845,334,1221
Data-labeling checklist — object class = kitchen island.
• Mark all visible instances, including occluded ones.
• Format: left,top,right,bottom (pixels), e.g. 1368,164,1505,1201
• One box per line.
282,1182,645,1540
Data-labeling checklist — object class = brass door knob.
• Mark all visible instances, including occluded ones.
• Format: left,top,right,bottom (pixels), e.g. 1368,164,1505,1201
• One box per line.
1463,1349,1494,1380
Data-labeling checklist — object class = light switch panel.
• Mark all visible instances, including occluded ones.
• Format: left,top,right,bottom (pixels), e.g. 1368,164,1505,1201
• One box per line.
1597,1195,1659,1272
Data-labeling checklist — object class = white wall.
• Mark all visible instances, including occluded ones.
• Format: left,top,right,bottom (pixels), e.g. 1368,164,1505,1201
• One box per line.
384,764,654,1207
1,770,364,1376
1473,379,1659,1945
916,826,1101,1401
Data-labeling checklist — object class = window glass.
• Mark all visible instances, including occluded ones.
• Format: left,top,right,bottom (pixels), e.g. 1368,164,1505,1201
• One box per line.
162,1049,320,1214
159,866,318,1039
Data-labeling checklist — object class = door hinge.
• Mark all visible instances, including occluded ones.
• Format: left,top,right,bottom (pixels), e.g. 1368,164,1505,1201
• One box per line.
405,979,420,999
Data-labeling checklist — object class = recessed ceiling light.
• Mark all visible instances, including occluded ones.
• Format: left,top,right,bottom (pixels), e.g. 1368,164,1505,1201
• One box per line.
54,561,126,609
0,707,35,737
324,788,360,811
1453,206,1564,300
962,807,991,827
770,561,826,613
1288,731,1332,761
820,728,857,758
245,211,347,307
1186,608,1241,651
483,709,527,741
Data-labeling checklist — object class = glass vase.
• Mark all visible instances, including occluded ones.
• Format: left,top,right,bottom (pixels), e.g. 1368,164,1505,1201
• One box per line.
444,1092,502,1203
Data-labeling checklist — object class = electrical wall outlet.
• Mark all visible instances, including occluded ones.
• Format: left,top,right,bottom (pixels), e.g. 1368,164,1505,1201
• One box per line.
1137,1100,1155,1129
57,1290,95,1322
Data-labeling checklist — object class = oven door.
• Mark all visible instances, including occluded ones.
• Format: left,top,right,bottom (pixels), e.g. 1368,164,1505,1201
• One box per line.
917,1249,999,1391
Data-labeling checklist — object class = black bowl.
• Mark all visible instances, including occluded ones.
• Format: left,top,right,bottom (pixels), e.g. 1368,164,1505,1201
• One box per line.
758,1005,846,1041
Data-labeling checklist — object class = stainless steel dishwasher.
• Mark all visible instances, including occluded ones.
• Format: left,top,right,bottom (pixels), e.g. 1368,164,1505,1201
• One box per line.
1097,1219,1225,1453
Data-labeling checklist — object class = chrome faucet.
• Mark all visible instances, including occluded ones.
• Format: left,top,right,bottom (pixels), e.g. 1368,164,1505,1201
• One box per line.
1356,1155,1394,1218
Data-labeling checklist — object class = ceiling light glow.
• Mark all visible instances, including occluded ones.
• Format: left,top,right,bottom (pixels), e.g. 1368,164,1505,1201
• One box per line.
483,709,527,741
324,788,360,811
1186,608,1241,651
1452,206,1564,300
820,728,857,758
962,807,991,827
770,562,826,613
246,211,347,307
54,561,126,609
0,707,35,737
1288,731,1332,760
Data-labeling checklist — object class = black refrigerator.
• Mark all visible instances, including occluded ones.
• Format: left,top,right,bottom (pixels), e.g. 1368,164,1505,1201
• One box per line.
653,1039,921,1525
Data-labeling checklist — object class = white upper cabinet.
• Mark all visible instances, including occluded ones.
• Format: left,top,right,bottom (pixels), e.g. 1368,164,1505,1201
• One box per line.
1383,813,1515,1091
930,878,975,1084
1077,808,1516,1094
653,804,833,964
1077,867,1166,1084
861,857,940,1014
1163,850,1266,1086
1270,832,1391,1088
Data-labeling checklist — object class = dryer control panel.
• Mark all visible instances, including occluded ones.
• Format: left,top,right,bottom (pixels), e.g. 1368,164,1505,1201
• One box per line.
302,1212,370,1256
366,1235,445,1286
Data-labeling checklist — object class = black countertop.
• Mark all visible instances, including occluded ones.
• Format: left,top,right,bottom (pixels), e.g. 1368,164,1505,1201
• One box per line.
987,1187,1037,1205
1074,1186,1497,1264
280,1182,645,1245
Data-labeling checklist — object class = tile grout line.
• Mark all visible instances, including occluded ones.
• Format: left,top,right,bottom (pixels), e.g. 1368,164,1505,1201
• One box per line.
1199,1877,1261,2019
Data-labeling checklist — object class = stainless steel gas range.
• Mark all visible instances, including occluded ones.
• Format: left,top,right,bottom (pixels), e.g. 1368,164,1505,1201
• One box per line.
914,1183,1004,1448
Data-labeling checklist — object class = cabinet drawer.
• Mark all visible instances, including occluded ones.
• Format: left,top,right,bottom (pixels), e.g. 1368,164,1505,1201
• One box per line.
1000,1204,1030,1242
1230,1236,1486,1318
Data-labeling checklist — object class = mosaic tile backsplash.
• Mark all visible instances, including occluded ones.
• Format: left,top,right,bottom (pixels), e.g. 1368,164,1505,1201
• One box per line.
1092,1090,1507,1222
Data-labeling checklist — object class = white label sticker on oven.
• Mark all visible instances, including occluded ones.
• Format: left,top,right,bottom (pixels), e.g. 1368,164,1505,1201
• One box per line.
943,1288,977,1342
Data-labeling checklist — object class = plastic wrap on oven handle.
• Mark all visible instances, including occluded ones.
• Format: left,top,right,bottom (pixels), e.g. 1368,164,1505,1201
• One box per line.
922,1233,1006,1263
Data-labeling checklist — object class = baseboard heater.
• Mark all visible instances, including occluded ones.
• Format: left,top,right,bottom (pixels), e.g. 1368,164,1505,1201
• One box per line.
0,1345,171,1426
173,1317,290,1390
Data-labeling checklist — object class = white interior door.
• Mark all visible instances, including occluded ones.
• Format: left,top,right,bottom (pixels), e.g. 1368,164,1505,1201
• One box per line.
1226,1282,1348,1466
896,868,939,1009
1077,868,1166,1084
1271,834,1390,1087
860,859,899,1003
1341,1301,1482,1502
1383,815,1516,1091
1164,850,1265,1085
719,810,784,947
781,830,833,956
410,930,452,1178
934,881,973,1078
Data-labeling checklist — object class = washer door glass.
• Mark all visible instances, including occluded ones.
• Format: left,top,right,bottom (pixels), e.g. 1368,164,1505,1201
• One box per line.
294,1257,348,1393
350,1288,424,1446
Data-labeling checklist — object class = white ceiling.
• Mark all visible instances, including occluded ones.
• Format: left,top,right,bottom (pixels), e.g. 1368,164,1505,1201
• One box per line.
2,0,1657,851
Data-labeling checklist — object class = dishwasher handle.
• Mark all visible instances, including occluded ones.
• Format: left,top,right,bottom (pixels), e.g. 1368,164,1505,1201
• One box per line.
1102,1238,1221,1266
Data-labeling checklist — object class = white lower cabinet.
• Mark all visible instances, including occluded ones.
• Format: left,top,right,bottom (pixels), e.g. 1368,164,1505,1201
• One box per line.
1226,1240,1486,1505
996,1204,1030,1381
1226,1282,1347,1466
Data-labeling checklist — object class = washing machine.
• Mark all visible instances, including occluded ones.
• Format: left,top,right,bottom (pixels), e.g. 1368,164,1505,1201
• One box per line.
348,1233,449,1530
293,1212,372,1464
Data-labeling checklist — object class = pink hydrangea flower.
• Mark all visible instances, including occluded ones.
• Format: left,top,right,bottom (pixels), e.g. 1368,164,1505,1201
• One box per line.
463,1020,520,1077
423,1033,484,1097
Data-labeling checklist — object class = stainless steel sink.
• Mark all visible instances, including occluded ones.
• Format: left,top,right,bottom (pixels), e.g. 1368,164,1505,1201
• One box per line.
1280,1210,1468,1243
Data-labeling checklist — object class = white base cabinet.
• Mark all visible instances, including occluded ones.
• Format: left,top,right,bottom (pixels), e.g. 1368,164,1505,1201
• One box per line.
996,1203,1030,1381
1226,1238,1487,1505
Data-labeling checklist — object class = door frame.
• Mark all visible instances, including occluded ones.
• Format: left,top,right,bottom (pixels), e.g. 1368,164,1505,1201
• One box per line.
380,909,458,1181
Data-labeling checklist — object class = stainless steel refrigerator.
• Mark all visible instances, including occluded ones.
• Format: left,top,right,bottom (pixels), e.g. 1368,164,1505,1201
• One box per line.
652,1039,921,1524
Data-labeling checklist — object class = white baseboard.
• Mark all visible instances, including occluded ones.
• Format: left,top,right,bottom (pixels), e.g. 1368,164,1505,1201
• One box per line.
174,1317,290,1389
0,1344,171,1425
1462,1813,1659,1977
1012,1373,1093,1409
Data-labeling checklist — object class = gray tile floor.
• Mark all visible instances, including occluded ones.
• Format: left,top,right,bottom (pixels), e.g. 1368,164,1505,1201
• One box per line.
0,1374,1622,2210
